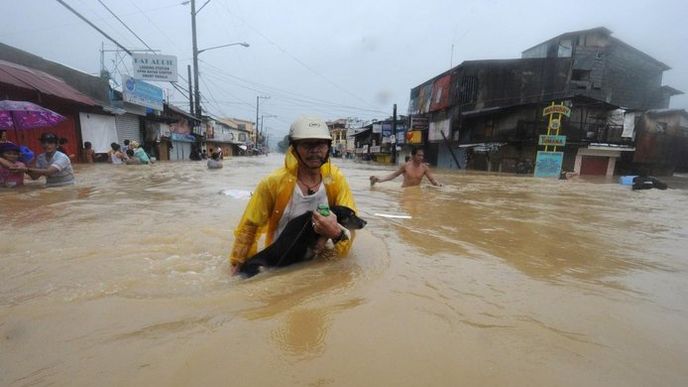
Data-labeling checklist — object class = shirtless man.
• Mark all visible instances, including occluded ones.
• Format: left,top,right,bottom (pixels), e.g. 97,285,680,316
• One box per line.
369,147,442,187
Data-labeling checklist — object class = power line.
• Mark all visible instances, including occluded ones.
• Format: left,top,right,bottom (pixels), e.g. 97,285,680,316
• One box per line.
123,0,192,87
198,60,387,114
200,70,385,118
126,0,184,53
217,1,377,108
55,0,132,55
199,75,229,117
84,0,191,101
97,0,155,53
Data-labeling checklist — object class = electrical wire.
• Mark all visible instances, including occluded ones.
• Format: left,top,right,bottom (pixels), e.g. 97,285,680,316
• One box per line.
217,0,377,108
198,59,388,114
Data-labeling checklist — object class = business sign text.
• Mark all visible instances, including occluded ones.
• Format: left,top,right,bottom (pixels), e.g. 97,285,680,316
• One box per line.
132,54,178,82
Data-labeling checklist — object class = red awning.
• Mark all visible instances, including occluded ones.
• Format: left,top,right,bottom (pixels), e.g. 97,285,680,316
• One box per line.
0,59,97,106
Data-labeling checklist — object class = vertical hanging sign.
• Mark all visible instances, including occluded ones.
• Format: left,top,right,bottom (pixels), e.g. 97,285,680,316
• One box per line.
534,102,570,177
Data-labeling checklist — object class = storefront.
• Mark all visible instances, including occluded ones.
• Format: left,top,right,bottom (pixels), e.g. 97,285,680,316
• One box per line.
79,112,118,154
170,133,195,160
0,59,98,161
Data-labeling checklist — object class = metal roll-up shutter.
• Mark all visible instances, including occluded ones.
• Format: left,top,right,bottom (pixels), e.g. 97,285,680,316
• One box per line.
115,113,142,144
170,141,191,161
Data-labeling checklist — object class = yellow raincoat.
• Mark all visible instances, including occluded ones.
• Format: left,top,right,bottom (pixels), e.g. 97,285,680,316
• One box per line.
229,147,357,267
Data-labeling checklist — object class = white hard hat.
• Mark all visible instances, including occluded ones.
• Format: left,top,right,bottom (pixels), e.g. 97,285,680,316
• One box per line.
289,116,332,141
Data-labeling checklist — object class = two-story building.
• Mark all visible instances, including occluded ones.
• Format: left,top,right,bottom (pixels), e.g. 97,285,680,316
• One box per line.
327,119,348,157
408,27,684,175
205,117,253,157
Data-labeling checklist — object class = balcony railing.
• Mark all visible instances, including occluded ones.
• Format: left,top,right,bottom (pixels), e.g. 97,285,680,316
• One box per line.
467,121,632,146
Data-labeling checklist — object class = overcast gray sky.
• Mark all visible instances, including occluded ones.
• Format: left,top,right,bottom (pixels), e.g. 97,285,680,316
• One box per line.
2,0,687,140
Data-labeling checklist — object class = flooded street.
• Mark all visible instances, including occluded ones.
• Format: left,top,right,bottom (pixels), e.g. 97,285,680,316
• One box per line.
2,155,688,386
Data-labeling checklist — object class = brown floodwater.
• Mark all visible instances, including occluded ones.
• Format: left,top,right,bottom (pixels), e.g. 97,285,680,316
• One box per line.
1,155,688,386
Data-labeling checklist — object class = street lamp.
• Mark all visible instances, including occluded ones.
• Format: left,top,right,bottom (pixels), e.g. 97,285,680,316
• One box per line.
189,0,248,119
197,42,249,55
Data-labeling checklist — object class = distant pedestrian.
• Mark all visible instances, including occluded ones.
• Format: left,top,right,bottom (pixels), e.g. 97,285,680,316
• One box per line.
0,129,9,143
57,137,67,154
25,132,75,187
83,141,95,163
130,141,152,164
370,147,442,187
57,137,75,160
125,149,141,165
109,143,126,164
201,149,208,160
207,152,223,169
190,146,202,161
123,139,131,151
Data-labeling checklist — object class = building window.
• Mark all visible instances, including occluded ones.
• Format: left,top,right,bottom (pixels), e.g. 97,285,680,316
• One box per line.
655,122,667,134
558,39,572,57
239,133,247,141
572,69,591,81
458,76,478,105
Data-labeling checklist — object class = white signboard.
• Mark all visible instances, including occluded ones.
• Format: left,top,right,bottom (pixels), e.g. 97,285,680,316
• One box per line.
132,54,178,82
428,118,450,142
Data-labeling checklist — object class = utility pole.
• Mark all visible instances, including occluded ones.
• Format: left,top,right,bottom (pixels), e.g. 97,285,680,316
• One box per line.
187,65,194,116
255,96,259,148
392,103,397,164
255,96,269,148
191,0,201,120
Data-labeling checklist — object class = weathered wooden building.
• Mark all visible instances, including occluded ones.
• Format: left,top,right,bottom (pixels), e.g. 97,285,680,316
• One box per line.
408,27,684,176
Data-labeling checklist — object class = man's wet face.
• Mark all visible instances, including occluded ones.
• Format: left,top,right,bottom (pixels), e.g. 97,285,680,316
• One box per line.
296,140,329,168
41,141,57,153
413,151,424,163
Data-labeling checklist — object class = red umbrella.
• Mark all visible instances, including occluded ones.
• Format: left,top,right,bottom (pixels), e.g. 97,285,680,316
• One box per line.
0,100,66,143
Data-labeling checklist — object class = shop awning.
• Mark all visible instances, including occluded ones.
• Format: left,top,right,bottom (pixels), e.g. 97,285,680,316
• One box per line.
0,59,97,106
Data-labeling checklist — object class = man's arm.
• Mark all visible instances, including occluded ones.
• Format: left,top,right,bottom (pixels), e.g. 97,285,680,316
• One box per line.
424,166,442,186
0,158,14,169
229,178,273,272
370,165,405,185
26,165,60,180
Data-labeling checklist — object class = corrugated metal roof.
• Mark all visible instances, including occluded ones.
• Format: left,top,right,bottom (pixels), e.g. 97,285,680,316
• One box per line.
0,59,97,106
167,104,200,122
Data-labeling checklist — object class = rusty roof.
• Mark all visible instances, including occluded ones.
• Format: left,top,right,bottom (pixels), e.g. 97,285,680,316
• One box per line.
0,59,97,106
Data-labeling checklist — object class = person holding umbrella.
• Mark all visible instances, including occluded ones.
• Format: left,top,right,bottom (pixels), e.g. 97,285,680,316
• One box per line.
0,142,26,188
21,132,75,187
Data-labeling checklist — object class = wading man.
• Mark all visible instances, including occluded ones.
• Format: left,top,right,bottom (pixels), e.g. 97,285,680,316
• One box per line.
369,147,442,187
229,116,357,274
23,132,75,187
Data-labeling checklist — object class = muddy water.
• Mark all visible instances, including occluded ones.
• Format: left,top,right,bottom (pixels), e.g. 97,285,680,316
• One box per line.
1,155,688,386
